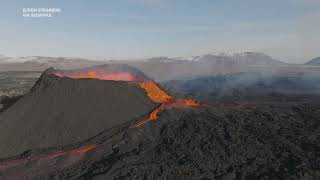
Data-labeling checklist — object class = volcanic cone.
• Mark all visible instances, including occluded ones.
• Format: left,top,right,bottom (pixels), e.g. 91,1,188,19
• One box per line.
0,65,156,158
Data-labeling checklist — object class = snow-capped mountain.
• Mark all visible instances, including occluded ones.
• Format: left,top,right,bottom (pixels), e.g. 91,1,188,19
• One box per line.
0,53,286,81
305,57,320,65
1,52,284,66
147,52,285,65
199,52,284,65
171,56,200,61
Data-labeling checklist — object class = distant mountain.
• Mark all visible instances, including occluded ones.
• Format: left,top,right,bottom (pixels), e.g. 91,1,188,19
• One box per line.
146,57,172,62
306,57,320,65
0,56,106,71
128,52,286,81
149,52,285,65
199,52,284,65
0,55,50,63
0,52,286,81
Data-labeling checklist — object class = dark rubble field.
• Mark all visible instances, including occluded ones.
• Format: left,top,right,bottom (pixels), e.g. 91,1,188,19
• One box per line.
1,99,319,179
0,70,319,179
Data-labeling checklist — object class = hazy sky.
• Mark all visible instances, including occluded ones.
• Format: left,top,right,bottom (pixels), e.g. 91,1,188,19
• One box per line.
0,0,319,62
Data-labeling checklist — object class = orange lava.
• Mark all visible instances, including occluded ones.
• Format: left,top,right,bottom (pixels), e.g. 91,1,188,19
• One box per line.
52,68,205,128
131,82,205,128
0,145,96,169
149,104,166,121
69,144,97,154
183,99,203,106
131,99,204,128
138,82,174,103
55,71,139,81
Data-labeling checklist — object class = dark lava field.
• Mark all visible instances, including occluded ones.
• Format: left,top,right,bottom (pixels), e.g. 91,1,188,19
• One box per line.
0,66,319,180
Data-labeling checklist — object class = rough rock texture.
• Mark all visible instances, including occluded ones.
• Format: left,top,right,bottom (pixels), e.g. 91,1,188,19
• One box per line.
0,70,156,158
77,104,320,180
0,67,320,179
1,100,319,179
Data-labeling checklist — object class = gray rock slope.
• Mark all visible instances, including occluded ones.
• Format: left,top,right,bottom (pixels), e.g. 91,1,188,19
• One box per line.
0,70,156,158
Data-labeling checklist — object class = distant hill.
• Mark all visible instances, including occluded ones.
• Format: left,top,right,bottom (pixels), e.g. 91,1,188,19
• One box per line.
128,52,286,81
0,56,106,71
147,52,284,65
305,57,320,65
0,52,287,81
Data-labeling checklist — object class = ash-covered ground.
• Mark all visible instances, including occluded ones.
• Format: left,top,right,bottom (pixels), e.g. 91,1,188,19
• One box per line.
0,68,319,179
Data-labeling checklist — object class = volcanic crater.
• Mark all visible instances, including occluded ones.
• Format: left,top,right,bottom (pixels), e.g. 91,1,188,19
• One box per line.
0,64,203,158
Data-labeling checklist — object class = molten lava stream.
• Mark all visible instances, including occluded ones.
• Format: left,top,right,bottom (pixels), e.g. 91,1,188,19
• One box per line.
0,145,96,170
131,104,166,128
131,98,204,128
54,71,141,81
138,82,174,103
129,81,205,128
53,70,204,128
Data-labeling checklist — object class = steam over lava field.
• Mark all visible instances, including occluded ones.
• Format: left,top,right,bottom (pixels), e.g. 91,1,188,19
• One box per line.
0,64,319,179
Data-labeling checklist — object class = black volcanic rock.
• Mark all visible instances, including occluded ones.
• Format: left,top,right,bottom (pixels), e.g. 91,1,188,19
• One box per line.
3,100,319,179
67,103,320,179
0,67,156,158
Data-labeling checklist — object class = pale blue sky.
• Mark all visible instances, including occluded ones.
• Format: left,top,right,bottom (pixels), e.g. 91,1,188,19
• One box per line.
0,0,319,62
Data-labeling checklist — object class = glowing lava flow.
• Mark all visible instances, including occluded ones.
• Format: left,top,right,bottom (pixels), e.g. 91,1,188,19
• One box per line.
132,81,204,128
138,82,174,103
54,71,142,81
0,145,96,170
52,68,205,128
130,98,203,128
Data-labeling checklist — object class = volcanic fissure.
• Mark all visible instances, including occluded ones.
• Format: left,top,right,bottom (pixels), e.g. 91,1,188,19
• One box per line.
52,67,205,128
